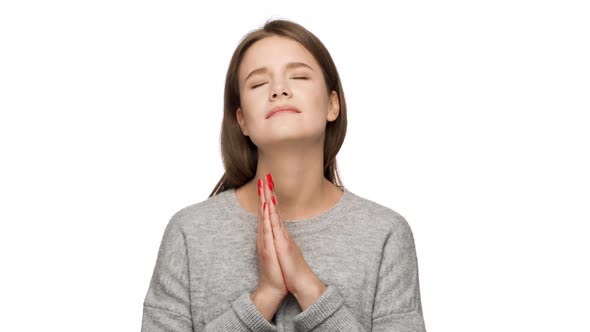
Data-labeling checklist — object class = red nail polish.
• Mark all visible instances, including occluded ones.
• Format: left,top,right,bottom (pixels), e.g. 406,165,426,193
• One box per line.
263,202,266,211
271,196,277,206
266,173,274,191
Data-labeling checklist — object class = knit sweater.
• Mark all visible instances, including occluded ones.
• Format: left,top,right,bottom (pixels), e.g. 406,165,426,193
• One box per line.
141,187,426,331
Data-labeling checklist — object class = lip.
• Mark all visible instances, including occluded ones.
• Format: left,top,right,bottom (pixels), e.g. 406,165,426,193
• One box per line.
266,105,301,119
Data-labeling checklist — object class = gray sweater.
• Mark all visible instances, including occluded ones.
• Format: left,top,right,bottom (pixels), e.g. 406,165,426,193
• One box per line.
141,187,426,331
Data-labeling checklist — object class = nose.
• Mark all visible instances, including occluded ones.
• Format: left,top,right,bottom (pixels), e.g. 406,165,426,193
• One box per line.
271,91,289,99
270,81,291,100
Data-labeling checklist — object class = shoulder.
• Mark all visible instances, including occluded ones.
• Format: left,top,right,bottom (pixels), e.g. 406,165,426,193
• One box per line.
165,190,231,231
345,190,415,239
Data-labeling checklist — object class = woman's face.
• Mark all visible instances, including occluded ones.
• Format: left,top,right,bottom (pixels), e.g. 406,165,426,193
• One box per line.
236,35,339,147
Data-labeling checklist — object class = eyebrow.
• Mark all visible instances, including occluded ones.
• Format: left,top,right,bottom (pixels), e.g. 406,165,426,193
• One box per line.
244,62,314,84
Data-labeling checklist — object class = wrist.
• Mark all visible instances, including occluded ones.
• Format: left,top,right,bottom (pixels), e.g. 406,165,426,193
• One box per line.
292,277,327,311
250,288,286,322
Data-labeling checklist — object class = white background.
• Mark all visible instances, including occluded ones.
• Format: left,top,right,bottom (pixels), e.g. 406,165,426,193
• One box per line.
1,1,589,331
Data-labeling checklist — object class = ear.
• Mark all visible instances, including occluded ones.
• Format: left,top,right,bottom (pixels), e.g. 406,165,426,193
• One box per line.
236,107,249,136
327,90,340,122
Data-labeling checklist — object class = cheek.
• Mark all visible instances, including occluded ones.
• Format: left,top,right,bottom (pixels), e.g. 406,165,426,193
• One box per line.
303,88,330,114
242,86,269,102
239,94,262,117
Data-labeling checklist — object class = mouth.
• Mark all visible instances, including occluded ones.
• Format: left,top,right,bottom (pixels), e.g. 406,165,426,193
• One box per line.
266,106,301,119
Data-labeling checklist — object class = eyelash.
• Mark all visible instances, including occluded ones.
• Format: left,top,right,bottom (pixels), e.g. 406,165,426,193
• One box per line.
251,77,308,89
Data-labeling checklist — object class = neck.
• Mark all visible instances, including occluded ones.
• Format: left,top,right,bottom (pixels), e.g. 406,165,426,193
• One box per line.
243,143,339,221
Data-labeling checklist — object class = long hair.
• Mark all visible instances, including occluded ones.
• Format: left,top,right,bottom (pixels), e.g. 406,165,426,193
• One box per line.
209,19,348,197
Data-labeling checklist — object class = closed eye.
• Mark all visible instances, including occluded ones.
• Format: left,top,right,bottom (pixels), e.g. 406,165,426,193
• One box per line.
251,82,267,89
251,77,308,89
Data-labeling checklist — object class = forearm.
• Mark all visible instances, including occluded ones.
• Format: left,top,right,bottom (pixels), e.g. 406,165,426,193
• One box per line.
250,289,285,322
205,292,279,332
292,285,366,332
292,278,327,311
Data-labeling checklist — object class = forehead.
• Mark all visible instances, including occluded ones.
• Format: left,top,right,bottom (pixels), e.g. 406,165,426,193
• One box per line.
239,36,318,78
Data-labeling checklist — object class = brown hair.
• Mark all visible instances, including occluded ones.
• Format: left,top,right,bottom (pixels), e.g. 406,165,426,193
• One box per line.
209,18,348,197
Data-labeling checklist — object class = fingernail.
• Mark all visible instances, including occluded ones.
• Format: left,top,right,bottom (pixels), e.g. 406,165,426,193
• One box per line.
266,173,274,191
271,196,277,206
257,179,262,196
263,202,266,211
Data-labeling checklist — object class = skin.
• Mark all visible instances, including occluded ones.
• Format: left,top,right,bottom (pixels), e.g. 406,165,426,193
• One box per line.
234,35,344,319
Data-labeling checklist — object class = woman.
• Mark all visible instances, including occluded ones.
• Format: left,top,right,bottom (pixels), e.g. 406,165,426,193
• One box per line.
142,19,427,331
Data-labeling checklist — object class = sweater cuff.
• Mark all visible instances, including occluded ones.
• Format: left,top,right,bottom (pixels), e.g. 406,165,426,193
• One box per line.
231,292,278,332
292,284,344,331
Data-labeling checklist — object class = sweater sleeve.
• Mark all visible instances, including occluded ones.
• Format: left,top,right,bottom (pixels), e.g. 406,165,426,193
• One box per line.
142,218,194,331
141,217,279,332
292,284,366,331
371,215,427,332
292,214,426,332
203,292,278,331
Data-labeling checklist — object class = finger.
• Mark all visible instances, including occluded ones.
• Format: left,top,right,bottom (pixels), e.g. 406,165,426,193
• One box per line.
258,178,265,207
264,174,284,241
265,175,290,241
257,208,263,251
262,178,273,242
257,179,263,251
